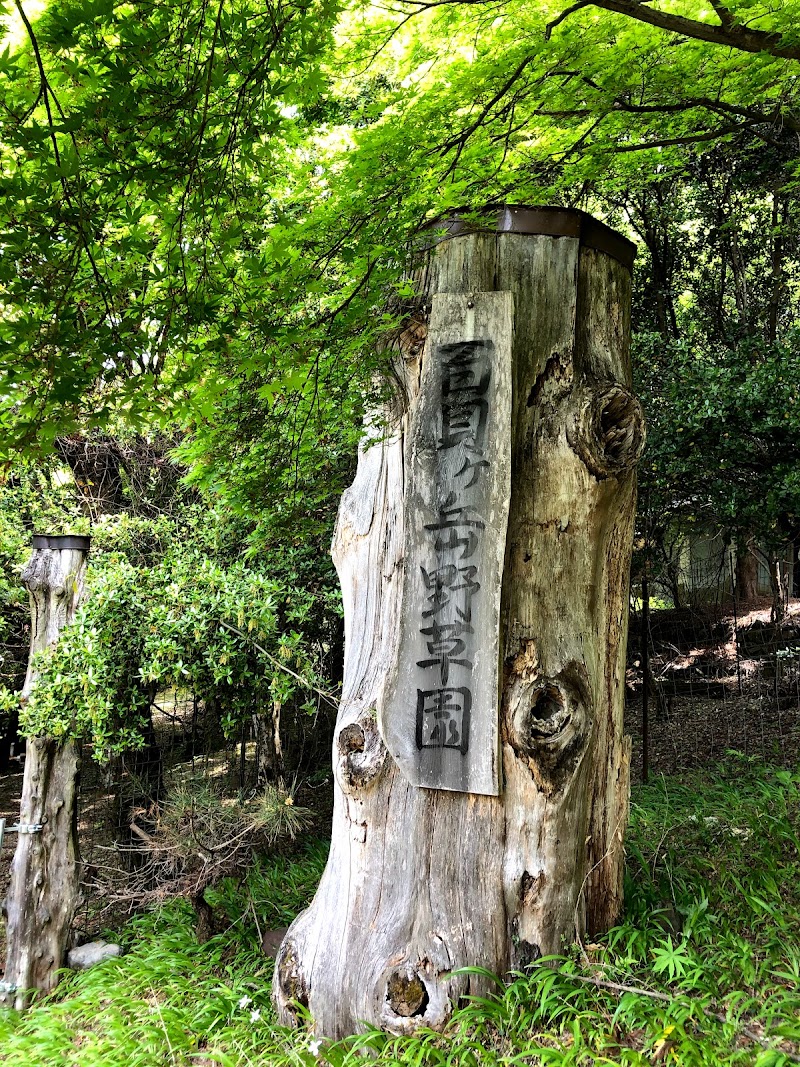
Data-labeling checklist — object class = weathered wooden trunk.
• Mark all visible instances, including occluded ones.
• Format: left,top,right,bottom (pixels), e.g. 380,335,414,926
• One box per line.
1,535,90,1009
273,207,643,1038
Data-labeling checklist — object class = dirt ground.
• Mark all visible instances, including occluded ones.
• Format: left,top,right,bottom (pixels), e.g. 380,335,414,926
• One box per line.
625,691,800,784
626,597,800,781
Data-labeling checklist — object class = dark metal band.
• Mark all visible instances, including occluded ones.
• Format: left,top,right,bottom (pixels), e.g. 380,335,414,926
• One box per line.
32,534,91,552
423,205,636,271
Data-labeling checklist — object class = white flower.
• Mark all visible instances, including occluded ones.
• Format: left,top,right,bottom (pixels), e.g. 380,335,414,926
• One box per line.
309,1038,323,1056
250,1008,261,1023
238,994,252,1009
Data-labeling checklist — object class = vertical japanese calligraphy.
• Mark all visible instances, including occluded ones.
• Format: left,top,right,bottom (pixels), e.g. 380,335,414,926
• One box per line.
379,292,513,795
415,339,492,747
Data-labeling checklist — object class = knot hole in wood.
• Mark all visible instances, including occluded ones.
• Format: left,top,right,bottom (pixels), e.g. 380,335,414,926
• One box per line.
505,661,592,794
386,970,429,1018
336,713,386,793
572,385,645,479
528,685,567,738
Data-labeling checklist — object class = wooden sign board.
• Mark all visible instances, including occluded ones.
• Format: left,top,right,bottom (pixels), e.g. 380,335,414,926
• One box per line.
379,291,513,795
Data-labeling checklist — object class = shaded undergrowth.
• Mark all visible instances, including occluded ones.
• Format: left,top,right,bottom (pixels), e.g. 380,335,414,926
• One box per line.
1,755,799,1066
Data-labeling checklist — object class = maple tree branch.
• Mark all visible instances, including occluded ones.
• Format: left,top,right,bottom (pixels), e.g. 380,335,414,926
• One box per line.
545,0,592,36
438,84,799,165
615,95,800,133
545,0,800,61
13,0,117,331
613,122,754,152
708,0,735,31
439,53,535,160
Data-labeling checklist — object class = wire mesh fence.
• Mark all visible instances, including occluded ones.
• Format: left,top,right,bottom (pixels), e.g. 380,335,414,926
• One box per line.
626,592,800,784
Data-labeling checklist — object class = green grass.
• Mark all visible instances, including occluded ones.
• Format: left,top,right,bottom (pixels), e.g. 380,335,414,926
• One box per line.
0,843,329,1067
2,756,800,1066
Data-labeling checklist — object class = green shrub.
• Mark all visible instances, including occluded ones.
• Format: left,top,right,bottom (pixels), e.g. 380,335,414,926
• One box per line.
6,516,335,761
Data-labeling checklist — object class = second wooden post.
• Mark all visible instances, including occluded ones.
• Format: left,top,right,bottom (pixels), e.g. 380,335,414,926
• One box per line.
1,534,90,1009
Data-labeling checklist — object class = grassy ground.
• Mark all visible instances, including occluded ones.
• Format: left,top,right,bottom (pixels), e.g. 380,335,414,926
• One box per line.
1,756,799,1066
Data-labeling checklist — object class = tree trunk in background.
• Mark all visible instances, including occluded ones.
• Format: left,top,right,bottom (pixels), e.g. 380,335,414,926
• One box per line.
1,535,90,1009
736,546,759,602
273,207,643,1038
253,700,285,787
768,554,786,625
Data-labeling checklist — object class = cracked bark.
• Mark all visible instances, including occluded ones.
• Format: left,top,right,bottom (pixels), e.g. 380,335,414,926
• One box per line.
1,538,89,1009
273,209,641,1037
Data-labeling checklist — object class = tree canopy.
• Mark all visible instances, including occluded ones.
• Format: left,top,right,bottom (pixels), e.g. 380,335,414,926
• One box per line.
1,0,799,554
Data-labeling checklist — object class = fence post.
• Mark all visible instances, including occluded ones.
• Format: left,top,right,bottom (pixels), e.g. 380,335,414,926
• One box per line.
1,534,90,1010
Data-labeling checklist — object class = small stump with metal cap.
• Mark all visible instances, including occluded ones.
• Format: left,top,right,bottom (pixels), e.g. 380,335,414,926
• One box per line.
1,534,90,1010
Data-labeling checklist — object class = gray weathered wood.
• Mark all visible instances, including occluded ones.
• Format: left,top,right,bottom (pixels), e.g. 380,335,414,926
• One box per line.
1,542,89,1010
273,212,643,1039
381,292,512,795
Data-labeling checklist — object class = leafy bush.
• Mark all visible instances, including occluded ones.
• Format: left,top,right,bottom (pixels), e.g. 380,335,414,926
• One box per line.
1,504,339,766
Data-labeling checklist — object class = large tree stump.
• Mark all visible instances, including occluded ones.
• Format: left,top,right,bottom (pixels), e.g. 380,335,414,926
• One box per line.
273,207,643,1038
1,535,90,1009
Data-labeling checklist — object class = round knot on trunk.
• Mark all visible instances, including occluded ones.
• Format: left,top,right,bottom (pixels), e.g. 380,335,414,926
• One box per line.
571,385,645,479
527,684,568,739
377,956,455,1034
504,659,592,794
336,711,386,793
